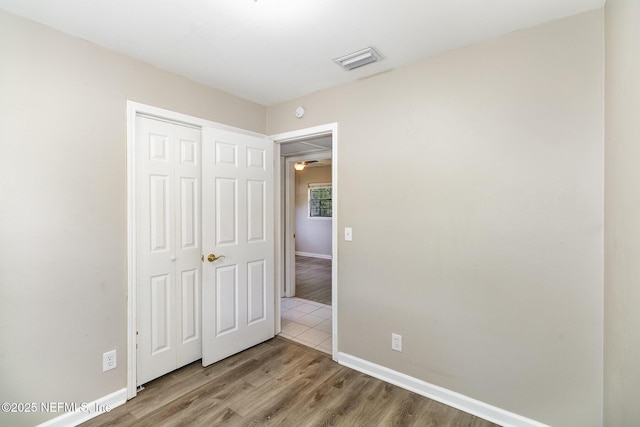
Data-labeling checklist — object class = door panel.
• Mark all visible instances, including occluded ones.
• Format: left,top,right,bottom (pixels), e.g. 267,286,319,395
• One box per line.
149,175,170,252
150,274,172,354
136,116,201,385
247,180,266,242
174,125,202,367
216,265,238,335
179,177,198,248
202,127,274,366
247,260,266,324
215,141,237,166
215,178,237,246
180,269,199,341
149,133,169,161
180,139,197,165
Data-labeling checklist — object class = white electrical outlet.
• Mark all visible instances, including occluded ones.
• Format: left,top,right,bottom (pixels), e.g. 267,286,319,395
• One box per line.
392,333,402,352
103,350,117,372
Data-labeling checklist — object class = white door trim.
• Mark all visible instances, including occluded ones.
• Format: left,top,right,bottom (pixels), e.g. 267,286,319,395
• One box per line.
126,101,271,399
270,123,338,361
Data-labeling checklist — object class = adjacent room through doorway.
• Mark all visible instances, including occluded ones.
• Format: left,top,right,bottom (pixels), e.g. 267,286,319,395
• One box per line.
277,136,334,354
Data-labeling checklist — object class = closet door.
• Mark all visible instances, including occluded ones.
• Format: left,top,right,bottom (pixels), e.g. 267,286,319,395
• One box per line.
201,127,274,366
136,116,201,385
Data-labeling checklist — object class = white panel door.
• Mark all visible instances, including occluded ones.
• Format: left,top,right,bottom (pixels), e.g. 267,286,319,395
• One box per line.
202,127,274,366
136,116,202,385
174,125,202,368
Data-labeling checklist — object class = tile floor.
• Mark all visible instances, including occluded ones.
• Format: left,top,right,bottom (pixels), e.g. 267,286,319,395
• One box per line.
280,297,332,354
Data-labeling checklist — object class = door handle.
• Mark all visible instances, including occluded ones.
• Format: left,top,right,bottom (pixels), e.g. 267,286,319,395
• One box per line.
202,253,225,262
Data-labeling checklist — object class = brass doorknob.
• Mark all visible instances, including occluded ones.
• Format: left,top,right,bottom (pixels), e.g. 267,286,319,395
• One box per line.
206,253,225,262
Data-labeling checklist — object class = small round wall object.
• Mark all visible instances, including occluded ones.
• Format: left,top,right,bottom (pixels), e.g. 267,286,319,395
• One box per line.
295,106,305,118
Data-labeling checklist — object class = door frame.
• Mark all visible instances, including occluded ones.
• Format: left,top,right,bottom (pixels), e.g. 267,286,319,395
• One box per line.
270,123,338,361
126,101,273,399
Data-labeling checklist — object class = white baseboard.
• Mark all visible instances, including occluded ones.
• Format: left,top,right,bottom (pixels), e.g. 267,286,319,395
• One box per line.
337,353,549,427
37,388,127,427
295,251,332,259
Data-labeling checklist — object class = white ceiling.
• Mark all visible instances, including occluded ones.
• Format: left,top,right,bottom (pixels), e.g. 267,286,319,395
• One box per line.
0,0,604,106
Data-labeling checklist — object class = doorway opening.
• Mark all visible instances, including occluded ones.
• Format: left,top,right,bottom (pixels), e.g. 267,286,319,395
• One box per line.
271,124,338,358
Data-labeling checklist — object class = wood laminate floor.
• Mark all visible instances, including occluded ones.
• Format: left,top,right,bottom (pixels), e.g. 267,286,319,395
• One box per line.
82,338,499,427
295,256,331,305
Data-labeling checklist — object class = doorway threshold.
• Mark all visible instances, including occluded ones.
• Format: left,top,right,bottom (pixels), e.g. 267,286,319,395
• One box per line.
279,297,332,354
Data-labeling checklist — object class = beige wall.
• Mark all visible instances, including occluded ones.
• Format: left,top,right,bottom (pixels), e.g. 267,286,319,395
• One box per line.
0,9,265,426
295,165,332,257
269,10,604,427
604,1,640,425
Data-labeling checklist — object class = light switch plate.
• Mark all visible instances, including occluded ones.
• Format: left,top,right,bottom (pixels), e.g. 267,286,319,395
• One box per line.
345,227,352,241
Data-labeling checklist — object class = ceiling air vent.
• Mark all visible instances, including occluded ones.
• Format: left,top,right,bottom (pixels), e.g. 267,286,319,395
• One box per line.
334,47,382,71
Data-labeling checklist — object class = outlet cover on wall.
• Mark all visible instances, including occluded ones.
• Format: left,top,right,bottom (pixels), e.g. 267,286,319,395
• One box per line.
392,333,402,352
103,350,117,372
